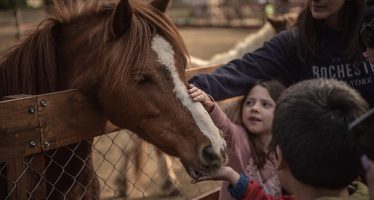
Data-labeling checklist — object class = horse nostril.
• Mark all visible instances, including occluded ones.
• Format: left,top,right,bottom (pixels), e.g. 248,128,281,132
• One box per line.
202,145,220,167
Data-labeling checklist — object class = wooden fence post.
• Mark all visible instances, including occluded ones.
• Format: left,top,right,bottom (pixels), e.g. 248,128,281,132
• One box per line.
4,95,46,199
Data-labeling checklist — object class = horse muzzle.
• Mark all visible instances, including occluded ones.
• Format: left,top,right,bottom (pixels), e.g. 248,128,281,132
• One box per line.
182,145,228,180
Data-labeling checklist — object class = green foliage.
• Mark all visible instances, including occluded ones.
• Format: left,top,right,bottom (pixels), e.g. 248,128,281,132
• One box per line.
0,0,27,10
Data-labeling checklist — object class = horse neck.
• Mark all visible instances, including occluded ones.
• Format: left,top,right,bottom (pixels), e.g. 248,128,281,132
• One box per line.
54,16,107,92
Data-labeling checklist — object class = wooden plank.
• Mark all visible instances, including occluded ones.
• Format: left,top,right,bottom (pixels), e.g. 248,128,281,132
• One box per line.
0,128,42,161
185,65,220,80
3,95,47,199
218,96,243,124
4,94,34,100
0,97,39,136
35,90,107,152
0,93,43,160
0,90,106,159
192,187,220,200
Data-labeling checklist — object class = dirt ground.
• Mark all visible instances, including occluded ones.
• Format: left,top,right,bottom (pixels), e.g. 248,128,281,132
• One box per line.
0,9,255,60
178,27,254,60
0,8,257,200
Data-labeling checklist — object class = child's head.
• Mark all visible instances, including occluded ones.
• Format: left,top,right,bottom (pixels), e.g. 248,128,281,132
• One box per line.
271,79,368,192
240,80,286,169
240,80,286,135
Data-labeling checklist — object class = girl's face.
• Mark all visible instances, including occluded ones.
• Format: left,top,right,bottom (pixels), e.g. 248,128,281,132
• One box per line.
241,85,276,135
309,0,345,20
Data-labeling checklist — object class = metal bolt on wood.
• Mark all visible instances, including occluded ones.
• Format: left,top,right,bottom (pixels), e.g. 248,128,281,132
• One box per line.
44,141,50,148
28,106,35,114
40,100,47,107
29,140,37,148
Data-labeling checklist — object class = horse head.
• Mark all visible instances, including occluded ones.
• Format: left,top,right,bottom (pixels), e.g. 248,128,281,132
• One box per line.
53,0,227,178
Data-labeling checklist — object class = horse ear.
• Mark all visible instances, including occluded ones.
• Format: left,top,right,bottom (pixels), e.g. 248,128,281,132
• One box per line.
150,0,170,13
111,0,133,38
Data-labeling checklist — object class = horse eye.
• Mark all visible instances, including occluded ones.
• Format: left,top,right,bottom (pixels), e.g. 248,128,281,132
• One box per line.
133,74,153,85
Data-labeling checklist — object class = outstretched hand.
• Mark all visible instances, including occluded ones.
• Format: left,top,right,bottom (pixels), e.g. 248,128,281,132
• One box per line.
191,166,240,187
189,84,215,112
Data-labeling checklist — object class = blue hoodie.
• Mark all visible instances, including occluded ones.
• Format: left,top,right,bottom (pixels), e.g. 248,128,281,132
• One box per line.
189,27,374,107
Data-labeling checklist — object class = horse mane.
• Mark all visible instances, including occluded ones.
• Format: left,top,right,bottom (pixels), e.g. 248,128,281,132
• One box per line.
0,0,98,99
89,0,189,92
51,0,101,23
0,0,188,100
0,19,57,100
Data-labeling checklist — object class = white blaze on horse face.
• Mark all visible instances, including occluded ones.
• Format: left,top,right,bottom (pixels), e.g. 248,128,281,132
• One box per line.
151,34,226,153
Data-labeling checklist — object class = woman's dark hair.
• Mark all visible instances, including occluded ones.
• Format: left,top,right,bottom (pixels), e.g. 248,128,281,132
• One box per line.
298,0,365,62
361,18,374,48
240,80,286,169
366,0,374,6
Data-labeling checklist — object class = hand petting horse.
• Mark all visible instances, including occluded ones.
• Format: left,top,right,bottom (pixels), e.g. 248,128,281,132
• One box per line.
0,0,227,199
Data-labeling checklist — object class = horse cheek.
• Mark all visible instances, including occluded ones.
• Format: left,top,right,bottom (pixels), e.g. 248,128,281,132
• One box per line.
96,90,131,128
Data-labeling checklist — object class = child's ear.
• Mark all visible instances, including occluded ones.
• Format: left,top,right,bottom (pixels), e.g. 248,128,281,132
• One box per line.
275,145,287,170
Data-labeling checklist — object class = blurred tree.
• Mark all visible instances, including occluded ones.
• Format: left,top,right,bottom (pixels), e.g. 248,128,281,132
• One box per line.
0,0,26,9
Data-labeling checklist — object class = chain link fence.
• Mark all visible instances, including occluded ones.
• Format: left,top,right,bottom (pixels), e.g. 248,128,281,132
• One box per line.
0,130,221,199
93,130,221,200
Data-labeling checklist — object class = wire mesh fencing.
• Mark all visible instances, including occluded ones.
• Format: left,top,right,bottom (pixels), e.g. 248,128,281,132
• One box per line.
93,130,221,199
0,130,221,200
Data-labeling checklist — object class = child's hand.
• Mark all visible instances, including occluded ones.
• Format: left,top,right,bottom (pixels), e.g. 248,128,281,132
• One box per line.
191,166,240,187
189,84,215,112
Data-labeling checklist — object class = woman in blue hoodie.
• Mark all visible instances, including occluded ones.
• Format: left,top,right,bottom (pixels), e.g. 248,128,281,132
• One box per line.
189,0,374,107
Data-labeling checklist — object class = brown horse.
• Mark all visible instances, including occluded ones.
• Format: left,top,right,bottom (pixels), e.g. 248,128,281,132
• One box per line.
0,0,227,199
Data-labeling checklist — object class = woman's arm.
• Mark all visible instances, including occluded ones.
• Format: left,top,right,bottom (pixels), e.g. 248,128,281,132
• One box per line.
189,30,300,101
